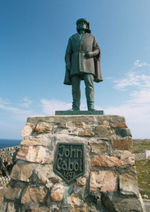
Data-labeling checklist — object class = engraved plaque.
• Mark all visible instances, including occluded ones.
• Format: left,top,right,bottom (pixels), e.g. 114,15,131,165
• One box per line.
53,143,84,183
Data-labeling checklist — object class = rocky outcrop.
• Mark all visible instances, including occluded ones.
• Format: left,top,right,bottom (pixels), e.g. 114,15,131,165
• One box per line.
0,146,19,186
0,115,146,211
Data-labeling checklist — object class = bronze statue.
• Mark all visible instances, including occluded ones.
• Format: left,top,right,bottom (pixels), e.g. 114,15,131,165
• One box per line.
64,18,103,111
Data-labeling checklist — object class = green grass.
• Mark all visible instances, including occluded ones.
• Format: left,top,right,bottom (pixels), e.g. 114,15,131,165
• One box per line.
135,160,150,199
133,143,150,153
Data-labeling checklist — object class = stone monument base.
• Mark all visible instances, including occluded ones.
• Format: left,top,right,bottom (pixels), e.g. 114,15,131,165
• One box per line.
0,115,145,211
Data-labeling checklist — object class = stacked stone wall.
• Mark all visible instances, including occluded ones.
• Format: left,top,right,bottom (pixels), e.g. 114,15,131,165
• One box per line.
0,115,145,211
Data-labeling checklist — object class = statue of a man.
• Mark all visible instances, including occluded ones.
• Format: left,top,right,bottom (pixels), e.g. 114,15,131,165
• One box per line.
64,18,103,111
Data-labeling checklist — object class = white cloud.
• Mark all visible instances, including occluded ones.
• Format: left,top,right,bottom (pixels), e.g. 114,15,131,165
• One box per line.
115,59,150,89
0,97,36,138
40,99,72,115
0,98,9,105
115,72,150,89
0,97,35,121
104,88,150,138
20,97,32,108
0,121,23,139
133,59,150,68
129,89,150,104
108,59,150,138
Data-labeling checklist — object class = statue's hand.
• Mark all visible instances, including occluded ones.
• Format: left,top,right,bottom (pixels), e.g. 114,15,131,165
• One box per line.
85,51,94,58
85,49,99,58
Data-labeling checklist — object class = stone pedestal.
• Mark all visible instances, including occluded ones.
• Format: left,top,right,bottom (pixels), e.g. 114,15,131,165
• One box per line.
0,115,145,211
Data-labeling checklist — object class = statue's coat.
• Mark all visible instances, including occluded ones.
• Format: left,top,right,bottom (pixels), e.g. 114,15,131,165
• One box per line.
64,32,103,85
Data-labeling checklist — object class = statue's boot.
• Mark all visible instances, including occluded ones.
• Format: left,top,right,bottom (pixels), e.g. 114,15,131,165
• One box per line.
87,102,95,111
72,101,80,111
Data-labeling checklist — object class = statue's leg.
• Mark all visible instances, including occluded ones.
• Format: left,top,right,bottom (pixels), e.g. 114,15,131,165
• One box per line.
71,75,81,111
83,74,94,111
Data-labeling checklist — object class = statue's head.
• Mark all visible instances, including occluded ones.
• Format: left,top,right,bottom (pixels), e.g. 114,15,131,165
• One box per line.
76,18,91,33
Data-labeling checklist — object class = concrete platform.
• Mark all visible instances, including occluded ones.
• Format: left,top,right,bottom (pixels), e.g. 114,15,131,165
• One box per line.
55,110,104,115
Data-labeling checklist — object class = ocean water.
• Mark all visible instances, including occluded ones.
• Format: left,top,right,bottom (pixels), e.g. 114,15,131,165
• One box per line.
0,139,21,149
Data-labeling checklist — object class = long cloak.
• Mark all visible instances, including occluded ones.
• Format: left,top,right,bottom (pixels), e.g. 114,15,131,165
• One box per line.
64,33,103,85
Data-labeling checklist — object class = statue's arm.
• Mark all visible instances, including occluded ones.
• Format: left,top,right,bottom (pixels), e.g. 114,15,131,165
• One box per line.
65,38,72,70
85,36,100,58
93,37,100,56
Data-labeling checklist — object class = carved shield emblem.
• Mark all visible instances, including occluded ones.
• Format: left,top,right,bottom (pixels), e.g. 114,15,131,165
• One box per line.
53,143,85,183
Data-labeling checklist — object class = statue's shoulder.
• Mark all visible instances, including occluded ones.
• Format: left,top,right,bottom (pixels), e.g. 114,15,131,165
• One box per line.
85,33,95,39
69,33,95,41
69,33,79,40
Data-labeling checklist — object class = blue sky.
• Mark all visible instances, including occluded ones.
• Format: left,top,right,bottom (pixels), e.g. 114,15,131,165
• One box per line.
0,0,150,139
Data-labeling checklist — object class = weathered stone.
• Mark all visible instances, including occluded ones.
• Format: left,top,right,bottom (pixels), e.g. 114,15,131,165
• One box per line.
90,143,108,154
92,151,134,167
78,128,93,137
90,171,117,192
0,201,7,212
95,125,110,137
27,115,125,127
21,186,47,204
101,192,145,212
116,127,132,137
76,177,86,186
74,203,87,212
68,129,79,136
119,172,139,196
34,172,48,185
0,187,4,205
35,121,52,134
11,163,32,182
7,202,16,212
91,156,123,167
34,164,62,185
68,195,82,208
65,121,76,128
51,184,65,202
103,120,110,126
23,207,50,212
21,139,40,146
81,204,87,212
114,150,135,165
73,121,84,128
20,135,54,147
45,181,53,189
21,123,34,137
57,121,67,129
4,185,22,200
63,203,87,212
114,122,127,128
16,146,51,163
2,114,143,212
111,137,133,152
